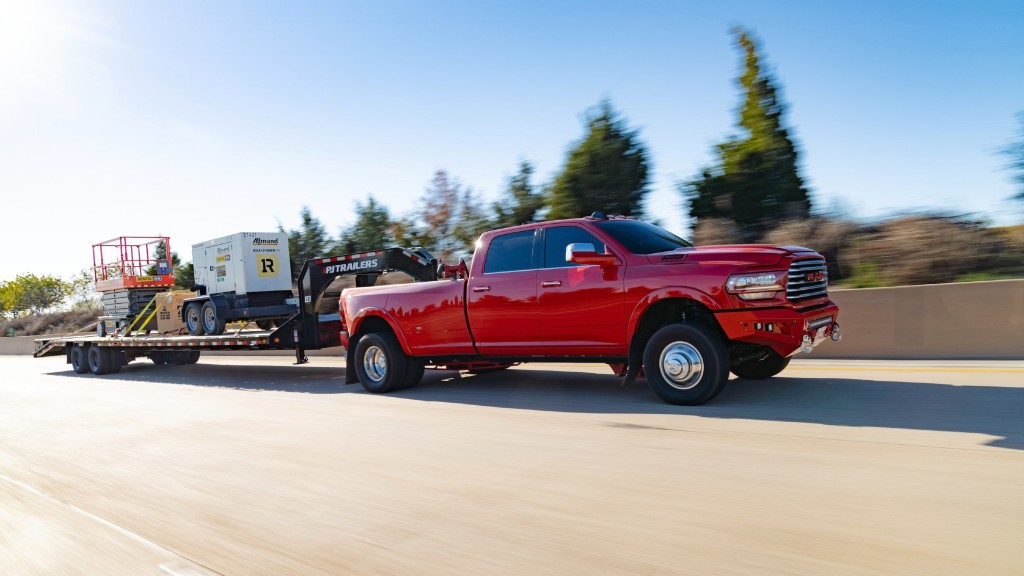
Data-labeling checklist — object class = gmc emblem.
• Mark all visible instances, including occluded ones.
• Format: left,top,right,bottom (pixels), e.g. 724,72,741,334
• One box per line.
806,272,826,282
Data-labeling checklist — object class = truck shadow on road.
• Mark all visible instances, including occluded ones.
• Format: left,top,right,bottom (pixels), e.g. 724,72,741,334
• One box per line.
48,362,1024,450
401,369,1024,450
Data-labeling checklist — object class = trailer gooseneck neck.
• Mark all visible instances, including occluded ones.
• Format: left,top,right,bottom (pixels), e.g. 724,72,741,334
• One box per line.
270,248,439,363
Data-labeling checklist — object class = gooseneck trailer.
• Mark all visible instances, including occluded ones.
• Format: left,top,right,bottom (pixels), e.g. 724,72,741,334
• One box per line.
34,248,439,374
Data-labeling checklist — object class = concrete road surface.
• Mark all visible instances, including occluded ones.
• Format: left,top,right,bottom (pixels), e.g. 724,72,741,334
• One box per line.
1,355,1022,575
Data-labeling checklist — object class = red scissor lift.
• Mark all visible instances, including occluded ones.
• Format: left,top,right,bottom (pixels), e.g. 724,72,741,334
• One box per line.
92,236,176,335
92,236,176,292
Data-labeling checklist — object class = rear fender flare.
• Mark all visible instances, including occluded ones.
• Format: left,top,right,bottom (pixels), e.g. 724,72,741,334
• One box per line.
347,308,413,356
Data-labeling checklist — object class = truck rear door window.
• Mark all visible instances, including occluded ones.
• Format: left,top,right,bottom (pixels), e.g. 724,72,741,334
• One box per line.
484,230,535,273
543,226,605,268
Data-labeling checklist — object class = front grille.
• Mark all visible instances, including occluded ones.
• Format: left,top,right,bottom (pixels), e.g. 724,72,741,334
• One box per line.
787,258,828,301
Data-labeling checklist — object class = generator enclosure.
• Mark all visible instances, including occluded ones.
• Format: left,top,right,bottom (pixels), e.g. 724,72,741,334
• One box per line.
192,232,291,296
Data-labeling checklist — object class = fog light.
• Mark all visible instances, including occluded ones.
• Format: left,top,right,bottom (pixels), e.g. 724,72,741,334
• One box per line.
831,323,842,342
801,334,813,353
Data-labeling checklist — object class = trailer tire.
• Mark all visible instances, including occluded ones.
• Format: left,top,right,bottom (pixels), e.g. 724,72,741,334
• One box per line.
170,351,200,365
255,319,275,330
185,303,204,336
730,349,790,380
643,323,729,405
70,345,90,374
106,350,123,374
354,332,409,394
87,345,115,375
201,301,225,336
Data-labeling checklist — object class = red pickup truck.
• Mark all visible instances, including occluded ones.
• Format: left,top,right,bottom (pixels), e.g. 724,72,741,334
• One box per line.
339,214,840,405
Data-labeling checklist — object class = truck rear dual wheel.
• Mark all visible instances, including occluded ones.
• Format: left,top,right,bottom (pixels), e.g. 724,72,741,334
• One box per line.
730,349,791,380
643,323,729,405
354,332,423,393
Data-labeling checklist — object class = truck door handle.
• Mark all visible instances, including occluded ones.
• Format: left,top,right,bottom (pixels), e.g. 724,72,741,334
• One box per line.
541,281,562,288
472,286,490,293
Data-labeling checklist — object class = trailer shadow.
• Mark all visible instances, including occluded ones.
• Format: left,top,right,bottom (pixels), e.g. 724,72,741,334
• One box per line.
46,362,350,394
46,361,1024,450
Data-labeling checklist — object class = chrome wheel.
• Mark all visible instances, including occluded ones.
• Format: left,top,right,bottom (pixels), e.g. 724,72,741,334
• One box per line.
659,341,704,390
362,345,387,383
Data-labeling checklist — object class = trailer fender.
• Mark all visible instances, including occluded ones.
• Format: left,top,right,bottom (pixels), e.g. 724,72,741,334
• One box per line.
347,308,413,356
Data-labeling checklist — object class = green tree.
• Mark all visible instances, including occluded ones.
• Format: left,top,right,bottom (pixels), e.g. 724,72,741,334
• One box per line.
493,160,543,228
1001,112,1024,201
334,196,394,254
548,100,650,220
279,206,331,280
174,262,195,290
452,187,492,258
0,274,71,317
140,237,194,291
411,170,489,262
683,28,811,241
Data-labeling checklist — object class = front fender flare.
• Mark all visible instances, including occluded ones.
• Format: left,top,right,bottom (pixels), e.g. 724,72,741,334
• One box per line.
626,287,722,337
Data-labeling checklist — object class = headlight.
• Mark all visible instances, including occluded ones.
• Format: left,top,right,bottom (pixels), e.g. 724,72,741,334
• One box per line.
725,272,784,300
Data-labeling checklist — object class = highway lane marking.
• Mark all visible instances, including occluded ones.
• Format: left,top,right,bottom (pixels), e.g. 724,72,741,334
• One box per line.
787,366,1024,373
0,472,222,576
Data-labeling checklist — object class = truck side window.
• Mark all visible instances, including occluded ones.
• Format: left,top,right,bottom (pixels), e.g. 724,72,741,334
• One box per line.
544,226,605,268
484,230,535,274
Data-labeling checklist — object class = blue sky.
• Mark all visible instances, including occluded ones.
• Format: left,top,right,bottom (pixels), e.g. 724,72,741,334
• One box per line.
1,0,1022,279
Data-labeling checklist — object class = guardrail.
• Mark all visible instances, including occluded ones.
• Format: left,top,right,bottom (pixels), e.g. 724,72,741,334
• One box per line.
4,279,1022,359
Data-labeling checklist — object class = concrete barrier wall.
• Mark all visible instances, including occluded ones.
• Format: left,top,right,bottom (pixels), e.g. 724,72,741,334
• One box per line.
3,280,1022,359
816,279,1024,360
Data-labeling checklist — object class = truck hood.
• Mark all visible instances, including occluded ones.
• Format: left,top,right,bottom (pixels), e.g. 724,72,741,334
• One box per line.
647,244,818,267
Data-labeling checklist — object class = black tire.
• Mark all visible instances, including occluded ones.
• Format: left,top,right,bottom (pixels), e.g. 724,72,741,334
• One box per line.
185,302,205,336
150,352,169,365
87,345,114,375
255,319,276,330
353,332,410,394
105,350,123,374
731,349,791,380
70,345,90,374
170,350,201,365
201,301,225,336
643,323,729,405
400,358,425,390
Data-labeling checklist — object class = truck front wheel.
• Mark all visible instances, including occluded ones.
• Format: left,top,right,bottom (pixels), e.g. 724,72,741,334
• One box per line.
643,323,729,405
731,349,790,380
354,332,410,394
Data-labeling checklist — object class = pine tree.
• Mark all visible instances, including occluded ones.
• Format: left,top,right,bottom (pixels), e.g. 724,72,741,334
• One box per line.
548,100,650,220
493,160,543,228
1001,112,1024,201
279,206,330,280
335,196,394,254
683,28,811,241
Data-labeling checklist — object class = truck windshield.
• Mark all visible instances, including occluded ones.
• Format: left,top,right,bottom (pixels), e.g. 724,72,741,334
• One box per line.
593,220,693,254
